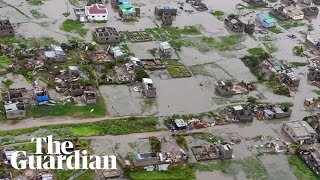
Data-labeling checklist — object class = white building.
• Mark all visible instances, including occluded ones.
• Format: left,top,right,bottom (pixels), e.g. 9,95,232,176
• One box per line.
283,6,304,20
85,4,108,21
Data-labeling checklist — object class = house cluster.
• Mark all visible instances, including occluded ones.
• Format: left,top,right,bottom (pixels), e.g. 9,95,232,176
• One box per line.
260,57,300,87
191,144,233,161
298,148,320,176
307,57,320,87
2,85,50,119
243,0,267,7
224,14,256,34
0,148,54,180
131,151,187,170
226,103,292,123
185,0,208,12
215,80,255,96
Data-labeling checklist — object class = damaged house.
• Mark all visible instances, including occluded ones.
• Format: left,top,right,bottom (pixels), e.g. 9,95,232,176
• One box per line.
269,7,290,21
227,105,254,123
283,6,304,20
44,45,67,63
279,72,300,87
224,14,245,33
4,101,26,119
191,144,233,161
94,27,120,44
83,91,97,104
215,80,250,96
159,41,172,57
282,120,317,144
161,12,173,25
302,7,319,16
306,34,320,50
154,6,177,16
34,85,49,105
87,0,106,5
298,148,320,176
0,20,14,37
6,88,31,105
243,0,267,7
308,69,320,82
142,78,156,98
70,84,95,97
263,105,292,120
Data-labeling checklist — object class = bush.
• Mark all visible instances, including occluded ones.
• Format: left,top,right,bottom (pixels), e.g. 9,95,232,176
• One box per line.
149,136,161,152
135,69,149,82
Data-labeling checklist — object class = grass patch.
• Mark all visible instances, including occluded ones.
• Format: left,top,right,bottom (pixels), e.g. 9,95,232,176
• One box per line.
192,132,224,144
26,0,43,5
263,42,278,54
77,170,95,180
149,136,161,152
269,27,283,34
176,135,188,150
169,35,245,52
279,21,305,30
30,10,47,19
27,98,106,118
237,156,268,180
145,25,201,40
14,143,36,152
247,47,264,56
68,0,83,7
53,169,80,180
291,62,307,68
189,63,214,77
288,155,319,180
163,59,191,78
0,117,160,138
60,19,88,37
211,10,225,21
275,102,294,108
313,89,320,95
129,161,231,180
0,55,12,69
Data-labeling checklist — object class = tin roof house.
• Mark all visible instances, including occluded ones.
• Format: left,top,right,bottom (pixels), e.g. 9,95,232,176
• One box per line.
34,85,49,105
85,4,108,21
142,78,156,98
279,72,300,87
0,20,14,37
269,7,290,21
155,6,177,16
119,3,136,20
94,27,120,44
110,46,124,60
256,13,277,28
282,120,316,144
44,45,66,63
306,34,320,51
111,0,129,8
244,0,268,7
159,41,172,57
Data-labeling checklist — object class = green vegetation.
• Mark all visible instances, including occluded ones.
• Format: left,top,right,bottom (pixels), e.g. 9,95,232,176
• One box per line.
293,46,304,57
53,169,79,180
267,74,291,97
240,52,270,82
2,79,13,88
169,35,245,52
276,102,294,108
192,133,224,144
163,59,191,78
211,10,225,21
291,62,307,68
177,25,202,35
0,55,12,69
121,44,135,57
26,0,43,5
288,155,319,180
14,143,36,152
149,136,161,152
129,161,231,180
0,117,160,138
189,63,214,77
279,21,305,30
30,10,47,19
263,42,278,54
237,156,268,180
247,47,264,56
27,98,106,118
135,69,150,81
77,170,95,180
313,89,320,95
269,27,283,34
141,99,155,112
176,135,188,150
145,25,201,40
60,19,88,37
68,0,83,7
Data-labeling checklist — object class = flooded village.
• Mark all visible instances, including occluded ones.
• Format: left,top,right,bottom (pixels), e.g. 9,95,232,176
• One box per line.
1,0,320,179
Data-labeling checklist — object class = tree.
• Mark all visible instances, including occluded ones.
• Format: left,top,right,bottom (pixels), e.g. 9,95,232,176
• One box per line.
135,69,149,82
2,79,13,88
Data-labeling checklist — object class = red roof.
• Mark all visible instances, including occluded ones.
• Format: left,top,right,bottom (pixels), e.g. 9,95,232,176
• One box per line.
86,4,108,14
